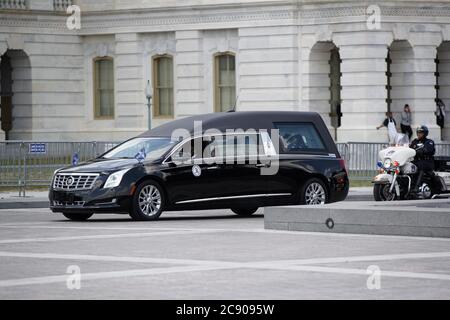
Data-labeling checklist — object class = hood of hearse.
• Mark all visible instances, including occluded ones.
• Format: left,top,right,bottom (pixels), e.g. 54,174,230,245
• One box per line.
57,158,140,174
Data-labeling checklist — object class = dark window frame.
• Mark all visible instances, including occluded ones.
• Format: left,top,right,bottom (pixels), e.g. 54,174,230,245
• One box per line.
152,54,174,119
93,56,115,120
214,52,236,113
273,122,328,154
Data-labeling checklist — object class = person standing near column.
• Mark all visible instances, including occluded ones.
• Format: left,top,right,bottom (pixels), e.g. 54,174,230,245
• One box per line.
400,104,413,140
435,98,446,129
377,112,397,144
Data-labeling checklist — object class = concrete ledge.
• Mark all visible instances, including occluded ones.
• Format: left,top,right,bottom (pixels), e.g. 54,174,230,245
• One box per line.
0,201,49,209
264,199,450,238
0,191,49,210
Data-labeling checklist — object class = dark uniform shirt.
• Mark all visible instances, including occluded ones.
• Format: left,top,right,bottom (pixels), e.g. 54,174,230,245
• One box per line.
382,117,396,127
409,138,436,171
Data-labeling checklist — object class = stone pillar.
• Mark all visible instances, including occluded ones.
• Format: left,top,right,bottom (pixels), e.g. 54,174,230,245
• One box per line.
238,26,298,112
336,34,391,142
175,30,205,117
114,33,146,133
410,41,441,141
0,54,4,141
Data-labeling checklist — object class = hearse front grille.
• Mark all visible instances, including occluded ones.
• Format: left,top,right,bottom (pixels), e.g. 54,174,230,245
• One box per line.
53,173,99,191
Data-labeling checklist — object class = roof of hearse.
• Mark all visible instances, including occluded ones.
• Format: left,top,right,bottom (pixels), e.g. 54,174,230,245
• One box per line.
139,111,322,137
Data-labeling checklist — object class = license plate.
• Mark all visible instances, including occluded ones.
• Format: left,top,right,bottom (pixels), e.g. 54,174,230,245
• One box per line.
53,192,74,202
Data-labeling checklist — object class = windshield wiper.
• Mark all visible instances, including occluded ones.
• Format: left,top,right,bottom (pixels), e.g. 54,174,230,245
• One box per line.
101,156,135,160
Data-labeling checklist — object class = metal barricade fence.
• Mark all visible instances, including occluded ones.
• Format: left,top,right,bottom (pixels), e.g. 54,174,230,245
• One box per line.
338,142,389,180
0,141,119,196
337,142,450,181
1,140,450,195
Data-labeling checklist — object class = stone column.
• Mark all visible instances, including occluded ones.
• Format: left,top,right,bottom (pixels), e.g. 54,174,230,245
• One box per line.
175,30,205,116
238,26,298,112
114,33,146,133
0,41,6,140
336,33,391,142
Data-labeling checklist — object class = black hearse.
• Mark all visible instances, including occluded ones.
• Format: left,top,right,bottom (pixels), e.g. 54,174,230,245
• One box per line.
49,111,349,221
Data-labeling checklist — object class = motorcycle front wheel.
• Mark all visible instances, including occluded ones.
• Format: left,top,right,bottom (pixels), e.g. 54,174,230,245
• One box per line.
373,184,398,201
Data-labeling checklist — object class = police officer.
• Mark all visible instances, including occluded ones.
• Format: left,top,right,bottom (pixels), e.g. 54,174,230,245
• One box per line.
409,125,435,193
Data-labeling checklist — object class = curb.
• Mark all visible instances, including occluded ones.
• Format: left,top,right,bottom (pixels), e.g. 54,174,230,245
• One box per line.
0,201,49,210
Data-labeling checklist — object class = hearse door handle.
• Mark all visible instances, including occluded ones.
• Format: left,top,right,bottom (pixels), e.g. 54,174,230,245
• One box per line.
255,162,271,168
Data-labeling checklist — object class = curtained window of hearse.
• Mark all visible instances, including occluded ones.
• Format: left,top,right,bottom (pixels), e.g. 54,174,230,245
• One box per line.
93,57,115,119
153,55,174,118
214,53,236,113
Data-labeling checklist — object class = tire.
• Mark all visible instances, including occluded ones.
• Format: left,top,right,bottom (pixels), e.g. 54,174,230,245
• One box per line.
373,184,397,201
299,178,328,205
129,180,165,221
231,207,258,216
62,212,93,221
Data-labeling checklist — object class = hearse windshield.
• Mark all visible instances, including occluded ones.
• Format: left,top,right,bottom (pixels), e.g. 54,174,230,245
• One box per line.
102,137,176,160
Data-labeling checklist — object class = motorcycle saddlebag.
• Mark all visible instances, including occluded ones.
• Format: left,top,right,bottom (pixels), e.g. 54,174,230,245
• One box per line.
434,156,450,172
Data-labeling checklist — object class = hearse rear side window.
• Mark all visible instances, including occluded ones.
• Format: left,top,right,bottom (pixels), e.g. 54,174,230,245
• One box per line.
174,133,264,162
274,122,326,153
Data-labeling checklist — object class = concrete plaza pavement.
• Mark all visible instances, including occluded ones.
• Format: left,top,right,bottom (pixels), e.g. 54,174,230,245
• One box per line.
0,206,449,299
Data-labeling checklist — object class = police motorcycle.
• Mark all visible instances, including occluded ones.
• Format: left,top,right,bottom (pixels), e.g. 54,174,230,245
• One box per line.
372,135,450,201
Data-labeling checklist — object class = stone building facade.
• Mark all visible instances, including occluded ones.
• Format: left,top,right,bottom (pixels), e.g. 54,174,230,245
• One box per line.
1,0,450,142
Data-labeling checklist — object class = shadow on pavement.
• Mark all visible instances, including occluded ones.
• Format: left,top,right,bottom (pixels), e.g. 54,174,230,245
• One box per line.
52,213,264,223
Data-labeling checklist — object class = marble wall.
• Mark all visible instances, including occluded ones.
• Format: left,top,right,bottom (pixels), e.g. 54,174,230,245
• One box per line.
1,1,450,142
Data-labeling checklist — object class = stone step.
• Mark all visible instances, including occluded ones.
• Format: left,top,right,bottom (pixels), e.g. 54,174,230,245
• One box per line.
264,199,450,238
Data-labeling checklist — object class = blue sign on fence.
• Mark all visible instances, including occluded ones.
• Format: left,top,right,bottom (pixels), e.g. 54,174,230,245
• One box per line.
29,143,47,154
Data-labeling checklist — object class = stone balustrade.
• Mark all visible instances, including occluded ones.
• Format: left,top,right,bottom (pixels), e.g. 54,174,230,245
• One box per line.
53,0,72,11
0,0,73,10
0,0,27,9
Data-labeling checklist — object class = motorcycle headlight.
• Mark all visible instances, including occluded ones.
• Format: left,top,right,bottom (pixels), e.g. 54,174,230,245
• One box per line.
383,158,392,169
103,168,131,189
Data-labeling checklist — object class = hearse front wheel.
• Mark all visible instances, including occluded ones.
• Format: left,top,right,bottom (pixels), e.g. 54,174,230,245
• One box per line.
231,207,258,216
62,212,93,221
300,178,328,205
129,180,165,221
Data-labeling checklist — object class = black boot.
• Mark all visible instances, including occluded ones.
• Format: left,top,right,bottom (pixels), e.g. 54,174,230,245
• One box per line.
411,171,424,195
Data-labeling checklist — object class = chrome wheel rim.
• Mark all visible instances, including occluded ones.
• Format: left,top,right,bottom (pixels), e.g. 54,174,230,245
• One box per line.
381,184,396,201
305,182,326,205
138,185,161,216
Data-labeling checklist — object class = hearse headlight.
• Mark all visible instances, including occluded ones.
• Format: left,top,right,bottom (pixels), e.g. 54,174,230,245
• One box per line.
103,168,131,189
383,158,392,169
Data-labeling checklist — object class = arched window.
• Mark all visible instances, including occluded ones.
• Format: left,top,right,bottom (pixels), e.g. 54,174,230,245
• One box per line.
329,48,342,133
436,42,450,140
386,41,414,115
214,53,236,112
307,42,341,140
152,55,174,117
93,57,114,119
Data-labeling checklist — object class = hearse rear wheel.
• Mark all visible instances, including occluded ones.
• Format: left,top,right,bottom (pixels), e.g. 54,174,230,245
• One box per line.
62,212,93,221
231,207,258,216
300,178,328,205
129,180,165,221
